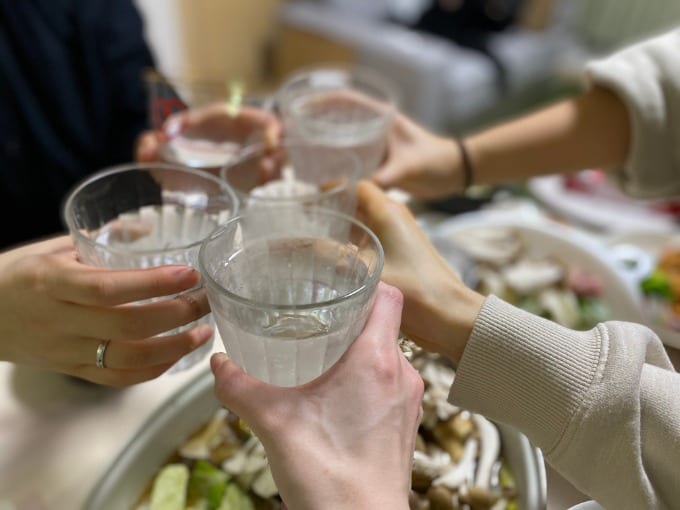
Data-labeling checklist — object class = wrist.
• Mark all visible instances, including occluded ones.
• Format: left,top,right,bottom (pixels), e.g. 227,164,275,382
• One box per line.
430,136,464,197
426,283,485,364
453,136,474,192
285,473,410,510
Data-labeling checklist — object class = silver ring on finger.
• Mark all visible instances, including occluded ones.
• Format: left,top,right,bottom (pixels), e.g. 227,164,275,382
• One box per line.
96,340,111,369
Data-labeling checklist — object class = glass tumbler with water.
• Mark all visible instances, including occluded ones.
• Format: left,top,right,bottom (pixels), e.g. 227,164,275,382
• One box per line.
276,65,398,177
145,70,275,172
62,163,239,373
199,205,384,386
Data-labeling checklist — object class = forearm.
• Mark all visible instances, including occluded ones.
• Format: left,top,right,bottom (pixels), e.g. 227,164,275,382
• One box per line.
450,296,679,509
465,85,631,186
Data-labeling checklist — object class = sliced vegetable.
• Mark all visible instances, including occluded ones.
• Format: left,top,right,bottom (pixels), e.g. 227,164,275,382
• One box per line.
218,483,255,510
149,463,190,510
188,459,230,510
577,297,610,330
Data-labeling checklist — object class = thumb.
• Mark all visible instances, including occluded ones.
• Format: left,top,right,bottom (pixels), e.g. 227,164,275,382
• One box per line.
371,160,404,190
356,180,395,226
210,353,269,418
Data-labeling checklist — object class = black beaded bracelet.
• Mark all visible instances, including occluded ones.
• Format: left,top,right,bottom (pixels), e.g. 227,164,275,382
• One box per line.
454,137,474,191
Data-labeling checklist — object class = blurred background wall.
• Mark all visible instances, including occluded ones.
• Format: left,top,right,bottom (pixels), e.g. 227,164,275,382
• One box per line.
133,0,680,134
134,0,281,93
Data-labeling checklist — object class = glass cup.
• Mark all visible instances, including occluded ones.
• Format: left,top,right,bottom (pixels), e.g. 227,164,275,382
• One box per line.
220,139,362,216
62,163,239,373
199,205,384,386
145,70,275,172
276,65,398,177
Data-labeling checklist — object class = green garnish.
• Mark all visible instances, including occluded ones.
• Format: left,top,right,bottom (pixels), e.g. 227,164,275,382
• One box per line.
641,269,674,300
188,459,230,510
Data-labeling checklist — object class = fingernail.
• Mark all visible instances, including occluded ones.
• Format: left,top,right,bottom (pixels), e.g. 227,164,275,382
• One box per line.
210,352,229,372
165,117,182,138
171,266,198,281
195,325,214,344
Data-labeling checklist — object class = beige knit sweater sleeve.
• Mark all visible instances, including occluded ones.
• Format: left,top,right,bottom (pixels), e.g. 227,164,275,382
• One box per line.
449,296,679,509
584,28,680,199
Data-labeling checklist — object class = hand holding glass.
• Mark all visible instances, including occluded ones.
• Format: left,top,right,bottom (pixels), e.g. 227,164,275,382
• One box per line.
63,163,239,373
145,70,275,171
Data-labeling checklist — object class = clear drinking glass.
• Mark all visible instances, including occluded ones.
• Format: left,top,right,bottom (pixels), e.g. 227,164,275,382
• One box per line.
220,139,361,216
276,65,398,177
199,205,384,386
145,70,274,172
62,163,239,373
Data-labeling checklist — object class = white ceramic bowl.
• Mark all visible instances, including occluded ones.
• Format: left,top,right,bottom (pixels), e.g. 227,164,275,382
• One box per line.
425,211,645,326
83,368,547,510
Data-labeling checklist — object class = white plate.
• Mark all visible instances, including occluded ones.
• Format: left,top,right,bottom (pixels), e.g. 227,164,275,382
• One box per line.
528,175,676,234
424,211,645,327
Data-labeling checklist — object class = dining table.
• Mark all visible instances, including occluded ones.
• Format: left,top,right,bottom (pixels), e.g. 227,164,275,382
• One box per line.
1,186,679,510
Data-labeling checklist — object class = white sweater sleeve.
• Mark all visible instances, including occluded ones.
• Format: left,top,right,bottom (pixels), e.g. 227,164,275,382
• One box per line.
584,28,680,199
449,295,680,509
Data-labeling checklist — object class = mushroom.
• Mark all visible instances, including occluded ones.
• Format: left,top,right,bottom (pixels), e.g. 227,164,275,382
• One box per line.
413,449,452,480
252,466,279,499
221,436,260,475
419,361,459,426
433,412,474,463
502,257,564,295
432,437,478,490
476,267,508,299
459,484,499,509
427,485,456,510
471,414,500,490
178,408,229,460
450,228,522,266
538,287,581,328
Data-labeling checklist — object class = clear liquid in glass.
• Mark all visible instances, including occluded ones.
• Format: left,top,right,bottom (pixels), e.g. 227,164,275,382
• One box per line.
211,237,372,386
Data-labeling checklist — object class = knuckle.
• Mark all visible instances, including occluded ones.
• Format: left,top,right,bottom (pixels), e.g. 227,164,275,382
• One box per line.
372,354,399,383
18,254,54,291
117,313,150,339
85,274,117,303
124,345,155,368
175,292,209,321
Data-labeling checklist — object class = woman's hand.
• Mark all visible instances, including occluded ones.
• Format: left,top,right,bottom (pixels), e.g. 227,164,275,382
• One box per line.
135,102,281,164
212,283,423,510
356,181,484,363
0,236,213,387
372,112,464,199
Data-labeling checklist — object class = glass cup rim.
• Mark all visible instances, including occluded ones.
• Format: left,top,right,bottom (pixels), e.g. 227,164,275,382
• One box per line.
275,63,401,115
198,205,384,312
62,162,240,256
219,139,363,203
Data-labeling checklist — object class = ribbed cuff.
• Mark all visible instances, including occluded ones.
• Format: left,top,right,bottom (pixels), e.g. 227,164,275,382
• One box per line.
449,296,605,453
